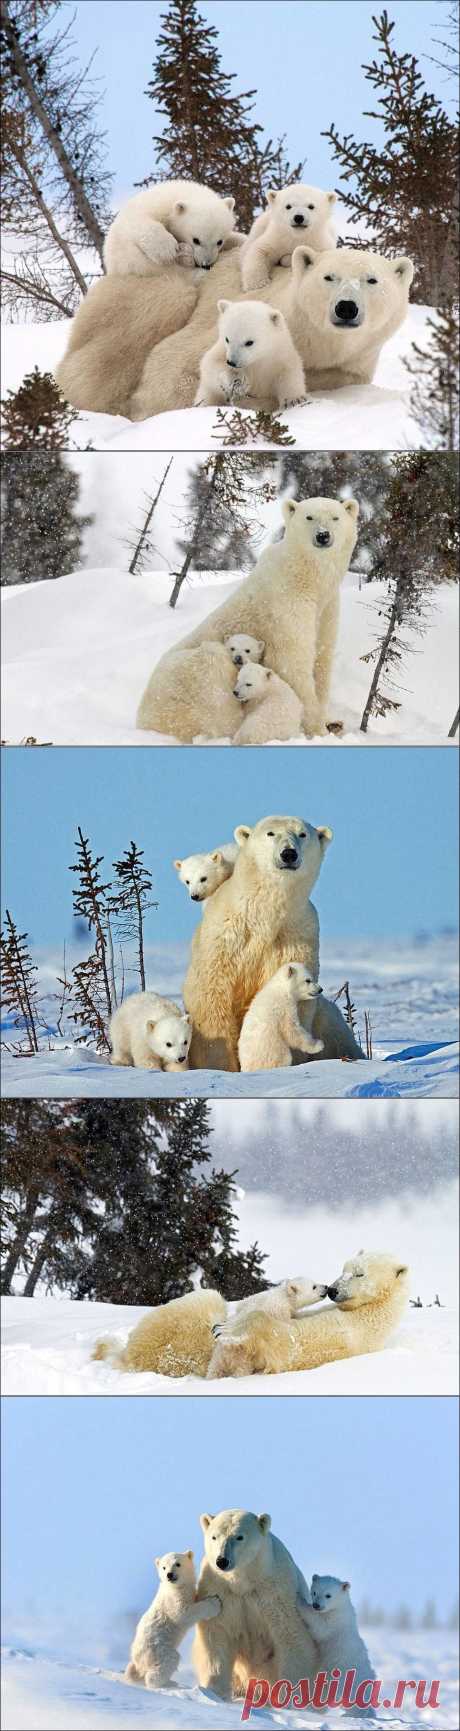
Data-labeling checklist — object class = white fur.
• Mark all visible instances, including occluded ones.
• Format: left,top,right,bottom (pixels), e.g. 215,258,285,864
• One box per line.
109,991,191,1071
241,183,337,290
195,298,305,409
298,1574,375,1693
104,180,239,275
173,844,238,902
207,1275,328,1378
233,662,304,744
238,962,324,1072
224,633,265,667
212,1252,410,1379
193,1510,316,1698
125,1550,221,1689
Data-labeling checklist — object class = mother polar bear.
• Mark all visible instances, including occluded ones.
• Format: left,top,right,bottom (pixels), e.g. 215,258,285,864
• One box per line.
137,495,359,742
192,1509,317,1699
184,815,363,1071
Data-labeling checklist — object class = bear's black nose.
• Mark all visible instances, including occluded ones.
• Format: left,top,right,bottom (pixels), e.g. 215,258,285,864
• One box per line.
315,530,331,546
178,1055,186,1062
293,213,305,225
167,1571,176,1581
234,655,243,665
216,1556,231,1571
334,298,359,323
280,845,298,864
191,893,201,900
227,359,238,368
327,1285,339,1300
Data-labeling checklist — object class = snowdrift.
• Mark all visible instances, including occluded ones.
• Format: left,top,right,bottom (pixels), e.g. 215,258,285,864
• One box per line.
2,1041,458,1101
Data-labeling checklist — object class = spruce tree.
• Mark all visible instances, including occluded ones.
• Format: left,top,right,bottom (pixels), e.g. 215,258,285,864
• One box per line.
142,0,303,230
322,9,458,304
0,910,40,1051
1,449,90,585
170,452,275,604
1,367,75,447
405,303,459,452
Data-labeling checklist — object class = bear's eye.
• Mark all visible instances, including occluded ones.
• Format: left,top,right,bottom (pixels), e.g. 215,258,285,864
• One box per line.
225,336,229,343
200,876,207,883
286,203,292,210
166,1042,173,1048
299,830,306,837
193,237,201,244
355,1271,364,1278
245,339,254,347
306,515,313,521
367,275,378,284
236,1535,244,1541
332,515,339,521
308,203,315,210
326,1593,331,1599
217,239,223,246
324,274,334,282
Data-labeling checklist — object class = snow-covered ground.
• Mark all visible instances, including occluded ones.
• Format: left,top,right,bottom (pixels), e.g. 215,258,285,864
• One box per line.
0,305,433,451
2,1630,459,1730
2,566,457,747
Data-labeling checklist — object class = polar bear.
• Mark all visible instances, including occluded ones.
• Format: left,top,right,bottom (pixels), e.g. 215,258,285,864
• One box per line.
137,639,241,741
192,1510,316,1698
224,633,265,667
238,963,324,1072
109,991,191,1071
208,1253,410,1379
125,1550,221,1689
104,180,241,276
173,843,238,901
92,1276,324,1377
232,663,304,744
56,243,414,417
297,1575,375,1699
240,183,337,291
183,814,362,1071
137,497,359,741
207,1275,328,1379
195,298,305,409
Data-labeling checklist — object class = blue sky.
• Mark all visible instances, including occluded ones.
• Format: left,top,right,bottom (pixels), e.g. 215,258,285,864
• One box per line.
2,1397,458,1637
68,0,457,200
2,747,458,949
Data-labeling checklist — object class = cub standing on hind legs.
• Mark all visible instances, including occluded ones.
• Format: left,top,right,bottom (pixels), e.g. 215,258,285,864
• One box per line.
125,1550,221,1689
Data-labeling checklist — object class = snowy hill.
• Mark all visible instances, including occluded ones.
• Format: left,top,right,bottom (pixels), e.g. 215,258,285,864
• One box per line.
2,1041,458,1101
0,304,433,451
2,566,458,747
2,1630,459,1730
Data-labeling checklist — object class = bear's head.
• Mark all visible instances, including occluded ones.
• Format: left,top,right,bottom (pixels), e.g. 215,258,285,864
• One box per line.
266,182,336,239
233,663,272,703
174,851,229,901
233,815,333,896
310,1574,351,1612
283,1275,329,1310
217,298,288,370
149,1012,192,1066
281,494,359,566
224,633,265,668
279,961,323,1002
155,1549,196,1594
327,1250,409,1309
291,245,414,339
171,189,236,268
200,1510,271,1580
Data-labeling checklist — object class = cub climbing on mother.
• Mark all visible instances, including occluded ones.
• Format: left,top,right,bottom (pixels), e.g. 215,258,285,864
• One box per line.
137,494,359,742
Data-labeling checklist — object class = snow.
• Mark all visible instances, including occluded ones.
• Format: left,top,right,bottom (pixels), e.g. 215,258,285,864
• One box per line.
2,565,458,747
2,1631,459,1730
0,305,433,451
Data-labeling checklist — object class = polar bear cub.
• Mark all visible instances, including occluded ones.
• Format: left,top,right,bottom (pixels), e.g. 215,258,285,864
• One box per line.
233,663,304,744
174,843,238,902
109,991,192,1071
224,633,265,667
238,963,324,1072
297,1575,375,1693
125,1550,221,1689
207,1276,328,1379
195,299,305,409
241,183,337,291
104,180,239,276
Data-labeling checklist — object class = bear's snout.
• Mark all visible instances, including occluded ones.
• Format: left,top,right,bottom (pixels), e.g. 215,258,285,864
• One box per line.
293,213,306,226
167,1570,178,1581
280,845,299,866
327,1284,339,1300
234,654,243,665
216,1556,231,1571
314,529,332,547
334,297,360,324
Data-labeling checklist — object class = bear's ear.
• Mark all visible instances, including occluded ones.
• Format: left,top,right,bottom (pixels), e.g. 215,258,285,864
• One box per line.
396,1265,408,1278
147,1019,157,1033
257,640,265,655
155,1556,161,1569
282,497,298,523
257,1513,271,1534
217,298,230,314
186,1548,194,1561
234,824,252,846
265,669,272,680
200,1513,214,1532
266,189,278,205
173,858,182,871
269,310,282,326
287,963,296,977
224,195,235,211
343,498,359,520
174,200,186,214
292,244,317,280
316,825,333,850
327,191,337,204
211,849,224,864
342,1581,351,1592
393,257,414,284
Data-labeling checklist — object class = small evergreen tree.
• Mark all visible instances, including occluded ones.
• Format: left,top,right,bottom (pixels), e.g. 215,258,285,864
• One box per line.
126,457,174,575
322,9,459,304
0,910,40,1052
69,828,116,1018
142,0,303,229
111,842,157,993
169,451,275,604
1,448,91,585
1,367,75,447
